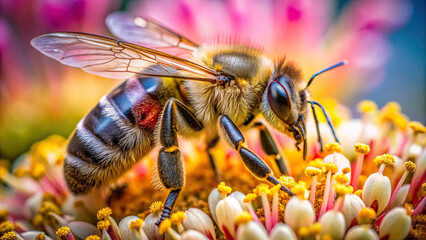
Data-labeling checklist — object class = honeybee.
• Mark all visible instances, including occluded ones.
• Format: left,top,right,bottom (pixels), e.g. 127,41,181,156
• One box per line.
31,12,345,223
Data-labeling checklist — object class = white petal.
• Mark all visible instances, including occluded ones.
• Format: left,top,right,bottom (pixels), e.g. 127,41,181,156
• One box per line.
342,194,365,228
336,120,378,159
319,211,346,240
182,208,216,240
118,215,140,240
236,221,268,240
362,173,391,214
345,225,379,240
229,191,248,211
102,228,112,240
181,230,209,240
215,197,243,237
379,207,411,240
323,153,351,181
391,184,410,208
108,216,122,239
21,231,54,240
284,197,315,229
270,223,297,240
142,213,163,240
208,188,221,227
69,221,101,239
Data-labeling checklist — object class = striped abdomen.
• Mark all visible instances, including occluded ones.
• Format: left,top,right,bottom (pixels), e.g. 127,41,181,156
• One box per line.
64,77,176,194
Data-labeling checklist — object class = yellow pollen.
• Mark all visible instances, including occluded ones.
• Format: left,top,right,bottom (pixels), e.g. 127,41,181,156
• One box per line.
374,154,395,167
129,219,144,230
0,166,9,178
235,211,252,225
257,184,270,195
422,183,426,192
354,143,370,154
357,100,378,113
32,214,44,230
13,167,28,177
334,174,349,184
97,220,110,230
158,219,171,234
0,209,8,220
0,221,14,234
379,102,408,131
56,226,71,237
170,211,186,224
358,207,376,224
323,162,338,174
270,184,281,193
293,184,307,199
334,183,353,196
0,231,17,240
404,161,416,172
243,193,257,203
354,190,363,198
309,223,322,235
30,162,46,180
85,236,101,240
217,182,232,195
97,207,113,220
305,167,322,177
308,158,324,169
35,233,45,240
408,121,426,133
342,167,351,174
279,176,297,189
324,142,342,153
149,201,163,213
322,234,333,240
299,227,309,236
38,201,62,217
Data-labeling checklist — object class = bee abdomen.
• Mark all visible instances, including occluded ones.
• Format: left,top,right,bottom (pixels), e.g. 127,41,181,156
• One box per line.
65,77,166,194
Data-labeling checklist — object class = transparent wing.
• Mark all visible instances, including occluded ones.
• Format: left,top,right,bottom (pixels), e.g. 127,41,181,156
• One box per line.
31,32,217,81
106,12,198,56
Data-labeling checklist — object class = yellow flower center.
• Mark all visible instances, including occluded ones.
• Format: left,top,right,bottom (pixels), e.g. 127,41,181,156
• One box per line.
97,207,112,220
56,226,71,237
354,143,370,154
404,161,416,172
234,211,252,225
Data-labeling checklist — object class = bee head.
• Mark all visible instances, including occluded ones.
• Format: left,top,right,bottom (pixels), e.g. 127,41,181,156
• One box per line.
266,75,296,125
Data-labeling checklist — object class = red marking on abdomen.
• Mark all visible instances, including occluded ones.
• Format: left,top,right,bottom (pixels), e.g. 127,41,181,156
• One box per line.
131,96,162,131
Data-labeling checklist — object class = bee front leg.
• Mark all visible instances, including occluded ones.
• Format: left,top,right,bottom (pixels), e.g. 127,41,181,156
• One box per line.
155,99,203,226
219,115,294,197
253,122,289,175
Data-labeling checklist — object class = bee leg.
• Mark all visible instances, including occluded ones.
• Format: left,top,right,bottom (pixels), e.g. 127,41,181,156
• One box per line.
219,115,294,197
206,135,221,182
308,101,323,152
253,122,289,175
155,99,203,225
309,101,339,143
297,116,308,160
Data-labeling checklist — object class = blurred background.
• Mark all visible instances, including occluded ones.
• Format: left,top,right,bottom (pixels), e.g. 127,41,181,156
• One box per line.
0,0,424,161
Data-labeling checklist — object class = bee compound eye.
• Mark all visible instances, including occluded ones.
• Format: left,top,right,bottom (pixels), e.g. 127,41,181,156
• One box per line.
267,79,292,123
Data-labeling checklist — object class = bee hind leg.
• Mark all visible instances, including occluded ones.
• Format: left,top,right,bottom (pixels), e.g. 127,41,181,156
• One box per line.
219,115,294,197
253,122,289,175
155,99,203,226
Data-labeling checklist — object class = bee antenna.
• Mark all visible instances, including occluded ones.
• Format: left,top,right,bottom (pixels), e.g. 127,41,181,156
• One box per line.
304,60,348,89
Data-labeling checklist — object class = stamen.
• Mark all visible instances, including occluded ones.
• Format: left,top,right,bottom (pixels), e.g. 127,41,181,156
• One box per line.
217,182,232,199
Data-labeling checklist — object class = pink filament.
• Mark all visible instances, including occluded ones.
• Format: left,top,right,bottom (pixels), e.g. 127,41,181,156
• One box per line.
245,203,261,224
319,171,332,217
271,191,279,228
261,192,272,231
351,153,364,190
309,176,318,205
387,171,408,209
412,196,426,218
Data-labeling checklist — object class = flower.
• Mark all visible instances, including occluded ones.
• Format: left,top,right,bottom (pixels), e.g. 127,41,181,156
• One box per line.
379,207,412,240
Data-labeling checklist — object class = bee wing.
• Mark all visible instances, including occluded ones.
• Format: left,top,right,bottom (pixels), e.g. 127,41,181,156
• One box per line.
31,32,218,81
106,12,198,56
